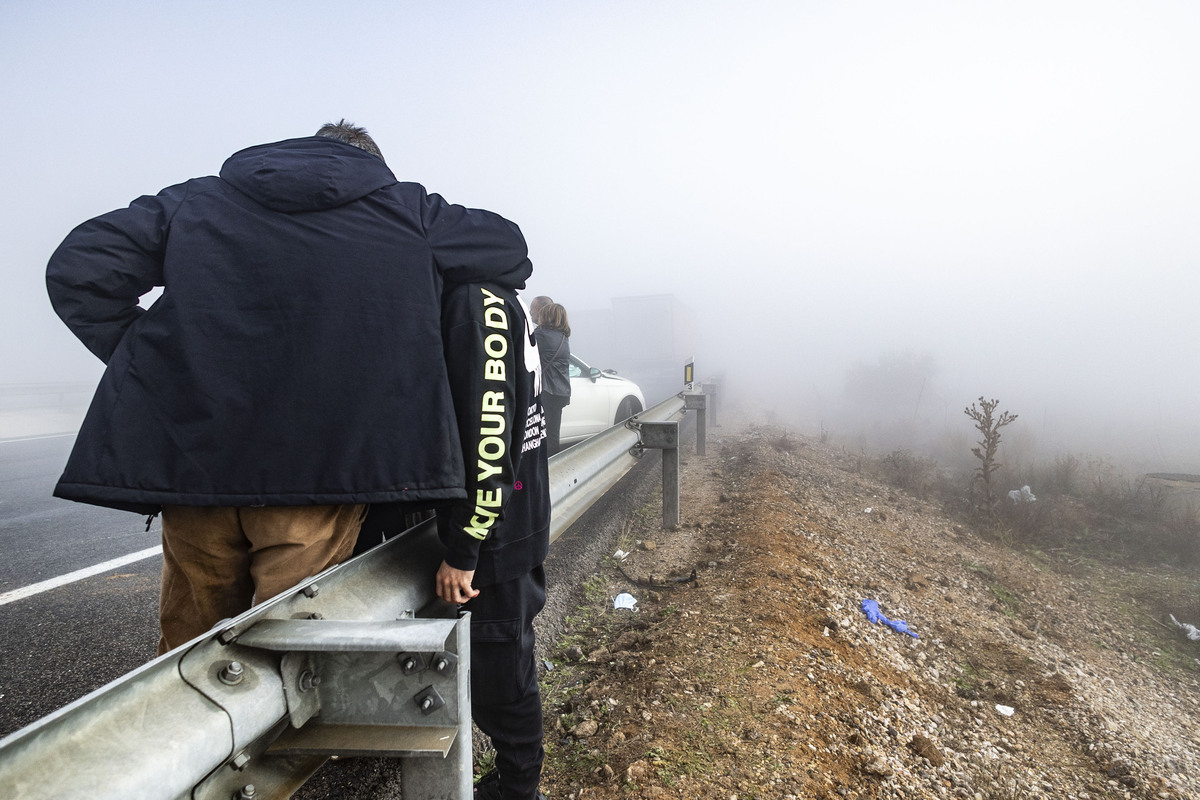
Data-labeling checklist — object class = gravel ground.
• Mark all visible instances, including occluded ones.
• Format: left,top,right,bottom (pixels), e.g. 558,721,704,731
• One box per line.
536,407,1200,799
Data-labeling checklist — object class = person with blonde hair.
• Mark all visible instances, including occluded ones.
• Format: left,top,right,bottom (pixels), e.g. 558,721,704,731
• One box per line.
534,302,571,454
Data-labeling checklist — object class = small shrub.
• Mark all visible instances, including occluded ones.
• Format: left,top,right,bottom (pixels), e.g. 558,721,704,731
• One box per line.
1160,505,1200,565
878,449,938,498
1038,453,1081,497
996,492,1048,542
1080,456,1128,515
770,434,799,453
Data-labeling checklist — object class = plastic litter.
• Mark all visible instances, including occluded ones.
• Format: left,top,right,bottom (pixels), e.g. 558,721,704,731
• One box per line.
613,549,630,561
613,592,637,611
860,598,919,638
1007,485,1037,503
995,704,1015,717
1169,614,1200,641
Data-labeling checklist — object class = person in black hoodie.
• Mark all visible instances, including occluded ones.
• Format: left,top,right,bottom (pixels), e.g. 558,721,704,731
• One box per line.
45,120,533,654
437,283,550,800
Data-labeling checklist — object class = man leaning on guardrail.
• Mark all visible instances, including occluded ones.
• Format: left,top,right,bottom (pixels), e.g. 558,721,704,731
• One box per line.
44,120,533,655
436,281,551,800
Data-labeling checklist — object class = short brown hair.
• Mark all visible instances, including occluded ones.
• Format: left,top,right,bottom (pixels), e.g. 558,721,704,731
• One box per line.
315,119,384,161
529,295,553,324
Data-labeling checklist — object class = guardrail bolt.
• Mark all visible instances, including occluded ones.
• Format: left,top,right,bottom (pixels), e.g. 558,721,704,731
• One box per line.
302,584,320,598
218,661,245,686
414,685,445,715
431,651,458,676
298,670,321,692
235,784,257,799
230,752,251,771
397,652,425,675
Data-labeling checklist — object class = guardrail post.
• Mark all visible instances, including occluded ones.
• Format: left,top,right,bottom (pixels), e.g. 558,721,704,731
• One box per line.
635,420,680,529
701,380,718,427
397,612,473,799
683,391,707,456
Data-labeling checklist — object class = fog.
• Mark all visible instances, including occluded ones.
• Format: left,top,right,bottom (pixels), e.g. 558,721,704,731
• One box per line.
4,1,1199,472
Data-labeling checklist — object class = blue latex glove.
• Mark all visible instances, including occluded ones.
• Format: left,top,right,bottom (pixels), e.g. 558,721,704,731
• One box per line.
860,598,919,638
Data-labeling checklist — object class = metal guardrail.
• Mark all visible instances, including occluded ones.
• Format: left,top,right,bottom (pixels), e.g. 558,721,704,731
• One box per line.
0,388,708,800
548,392,688,541
0,523,469,800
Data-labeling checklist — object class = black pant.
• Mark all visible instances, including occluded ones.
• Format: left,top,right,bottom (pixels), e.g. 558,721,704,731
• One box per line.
462,566,546,799
540,394,568,455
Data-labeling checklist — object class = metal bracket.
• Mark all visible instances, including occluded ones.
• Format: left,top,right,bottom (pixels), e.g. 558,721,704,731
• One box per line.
280,652,321,728
637,420,679,450
625,417,647,457
683,391,707,456
701,380,719,427
191,614,473,800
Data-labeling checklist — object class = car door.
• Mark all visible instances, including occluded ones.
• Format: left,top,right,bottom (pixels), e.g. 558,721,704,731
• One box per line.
560,356,613,443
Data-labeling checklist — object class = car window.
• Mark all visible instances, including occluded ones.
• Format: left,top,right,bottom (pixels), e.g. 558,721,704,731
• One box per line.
568,355,585,379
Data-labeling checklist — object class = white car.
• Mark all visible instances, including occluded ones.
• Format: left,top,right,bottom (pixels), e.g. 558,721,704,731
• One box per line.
558,355,646,447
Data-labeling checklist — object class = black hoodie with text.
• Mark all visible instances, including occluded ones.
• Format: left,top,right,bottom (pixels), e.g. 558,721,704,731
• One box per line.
437,283,550,587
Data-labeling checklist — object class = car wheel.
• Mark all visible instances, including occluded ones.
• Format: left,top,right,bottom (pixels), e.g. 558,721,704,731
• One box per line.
615,397,642,424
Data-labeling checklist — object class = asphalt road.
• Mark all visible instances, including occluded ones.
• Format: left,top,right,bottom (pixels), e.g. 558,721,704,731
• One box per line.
0,433,162,738
0,434,161,590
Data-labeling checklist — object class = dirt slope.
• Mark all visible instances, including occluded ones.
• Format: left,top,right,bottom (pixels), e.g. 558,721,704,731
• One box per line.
536,413,1200,799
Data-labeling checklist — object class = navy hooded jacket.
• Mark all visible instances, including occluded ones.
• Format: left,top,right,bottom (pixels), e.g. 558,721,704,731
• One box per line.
46,136,532,514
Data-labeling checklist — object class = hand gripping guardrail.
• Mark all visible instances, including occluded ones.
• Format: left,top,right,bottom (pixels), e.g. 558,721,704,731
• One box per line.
0,386,711,800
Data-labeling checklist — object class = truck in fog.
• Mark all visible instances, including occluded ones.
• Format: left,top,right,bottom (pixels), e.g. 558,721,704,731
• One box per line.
570,294,697,406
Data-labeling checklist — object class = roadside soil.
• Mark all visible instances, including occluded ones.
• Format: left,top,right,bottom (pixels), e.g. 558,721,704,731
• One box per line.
534,408,1200,799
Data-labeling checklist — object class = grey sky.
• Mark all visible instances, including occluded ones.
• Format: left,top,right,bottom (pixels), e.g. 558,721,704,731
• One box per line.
4,1,1199,466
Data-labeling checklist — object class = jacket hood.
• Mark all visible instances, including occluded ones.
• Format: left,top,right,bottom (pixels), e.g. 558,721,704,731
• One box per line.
219,136,397,213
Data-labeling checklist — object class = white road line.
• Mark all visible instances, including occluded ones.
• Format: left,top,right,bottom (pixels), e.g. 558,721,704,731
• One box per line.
0,546,162,607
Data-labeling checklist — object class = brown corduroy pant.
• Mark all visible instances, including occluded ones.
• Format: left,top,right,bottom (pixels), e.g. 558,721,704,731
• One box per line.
157,504,366,655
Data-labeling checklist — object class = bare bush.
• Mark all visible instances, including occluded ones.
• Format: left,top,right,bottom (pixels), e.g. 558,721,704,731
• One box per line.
964,397,1019,514
996,491,1048,542
877,449,939,498
1037,453,1081,497
1080,456,1129,516
1160,504,1200,565
769,433,800,453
